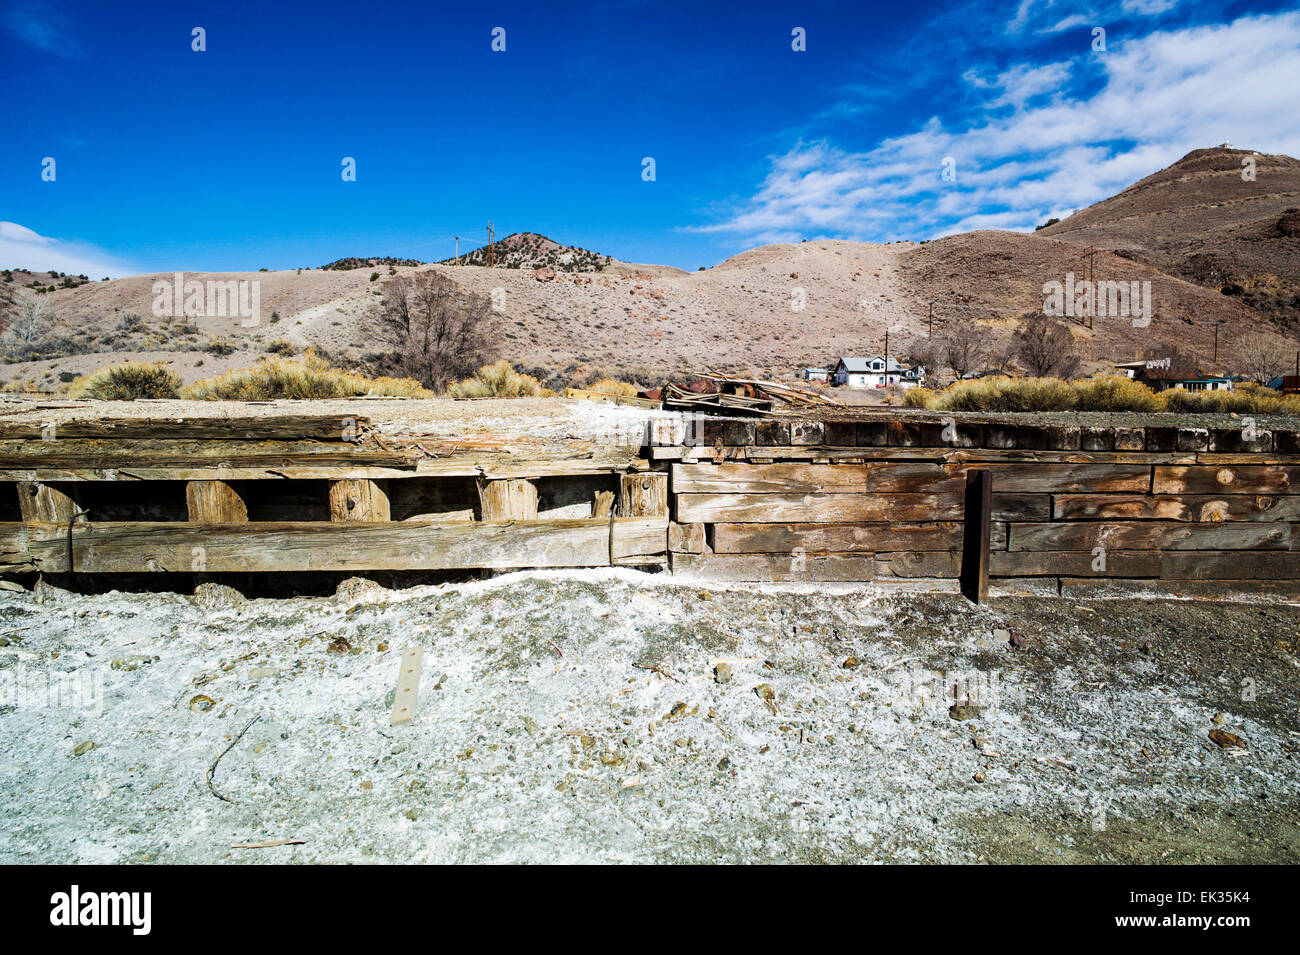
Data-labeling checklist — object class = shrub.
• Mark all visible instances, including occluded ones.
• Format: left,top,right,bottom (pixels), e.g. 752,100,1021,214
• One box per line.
205,337,236,356
585,378,639,396
70,362,182,400
906,375,1300,414
266,339,295,355
1071,376,1160,413
184,350,434,399
447,360,553,398
930,376,1076,412
902,387,933,408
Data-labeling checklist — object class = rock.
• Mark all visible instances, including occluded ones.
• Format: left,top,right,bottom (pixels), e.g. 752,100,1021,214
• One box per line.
192,581,246,611
405,808,420,821
533,267,556,282
360,780,373,791
0,579,26,592
72,740,95,756
973,771,986,782
1212,711,1225,725
334,576,387,602
949,703,984,721
754,683,775,701
1209,728,1246,750
717,756,731,770
188,694,216,713
842,656,862,669
1006,630,1027,649
714,662,732,684
249,666,276,680
326,636,352,654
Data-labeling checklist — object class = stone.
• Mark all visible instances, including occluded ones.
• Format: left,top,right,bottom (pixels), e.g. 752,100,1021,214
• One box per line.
188,694,216,713
842,656,862,669
72,740,95,756
949,703,983,721
713,662,732,684
1209,728,1246,750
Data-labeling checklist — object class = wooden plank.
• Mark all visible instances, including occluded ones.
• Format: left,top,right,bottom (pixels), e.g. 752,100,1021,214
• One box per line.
186,481,247,523
670,551,875,582
711,522,964,554
876,551,961,578
667,521,706,553
1152,465,1300,495
0,415,370,441
592,490,615,518
389,646,424,726
0,447,418,470
1053,494,1300,523
672,463,866,494
1007,521,1292,551
1159,552,1300,580
18,519,627,573
977,463,1150,493
611,518,668,563
675,492,961,523
989,551,1162,578
619,472,668,517
565,387,662,409
960,469,991,602
479,478,538,520
866,462,965,494
17,482,78,523
329,479,390,522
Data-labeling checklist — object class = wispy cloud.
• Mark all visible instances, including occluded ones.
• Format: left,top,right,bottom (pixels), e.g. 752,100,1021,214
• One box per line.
694,11,1300,244
1,222,135,277
3,1,83,58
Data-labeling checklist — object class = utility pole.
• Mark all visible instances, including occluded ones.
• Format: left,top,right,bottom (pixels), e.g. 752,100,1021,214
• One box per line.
1214,321,1224,363
1080,249,1097,329
927,303,933,338
454,236,460,265
486,222,495,268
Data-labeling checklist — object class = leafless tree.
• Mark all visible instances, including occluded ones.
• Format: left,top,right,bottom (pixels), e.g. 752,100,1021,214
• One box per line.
942,326,986,382
1014,312,1080,378
364,272,500,390
1,294,52,356
1234,332,1291,384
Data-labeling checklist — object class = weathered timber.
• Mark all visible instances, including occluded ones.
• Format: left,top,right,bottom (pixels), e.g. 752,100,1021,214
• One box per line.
867,462,965,494
990,551,1161,578
592,490,615,518
710,522,965,554
675,491,1046,523
975,463,1150,493
1152,465,1300,495
0,415,370,442
1160,552,1300,580
329,479,391,522
672,463,866,494
619,472,668,517
17,482,78,523
185,481,248,523
479,478,539,520
960,469,991,603
877,551,961,578
564,387,662,409
667,521,707,553
1007,521,1292,551
669,551,875,582
611,519,669,564
1053,493,1300,522
16,519,667,573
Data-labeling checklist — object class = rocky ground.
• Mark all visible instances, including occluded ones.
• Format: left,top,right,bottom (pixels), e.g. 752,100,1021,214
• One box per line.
1,571,1296,864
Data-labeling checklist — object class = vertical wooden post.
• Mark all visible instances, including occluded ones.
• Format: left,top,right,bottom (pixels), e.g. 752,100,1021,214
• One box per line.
618,473,668,518
960,469,991,604
591,489,615,518
186,481,248,522
329,479,391,522
17,483,78,523
478,478,537,521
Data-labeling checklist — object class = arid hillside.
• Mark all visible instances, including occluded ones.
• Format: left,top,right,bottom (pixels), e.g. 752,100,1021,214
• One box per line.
1039,146,1300,328
4,147,1300,392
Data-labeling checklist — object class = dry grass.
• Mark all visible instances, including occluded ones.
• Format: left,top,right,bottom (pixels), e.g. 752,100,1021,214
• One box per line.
447,360,554,398
910,375,1300,414
585,378,640,397
183,351,433,399
69,361,182,400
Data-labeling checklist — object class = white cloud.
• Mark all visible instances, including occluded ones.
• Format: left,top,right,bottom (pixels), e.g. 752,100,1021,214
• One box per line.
695,12,1300,244
3,1,83,58
0,222,136,278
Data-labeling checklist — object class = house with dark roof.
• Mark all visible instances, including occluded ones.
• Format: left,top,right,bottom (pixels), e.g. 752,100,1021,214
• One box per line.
832,356,925,389
1112,359,1234,392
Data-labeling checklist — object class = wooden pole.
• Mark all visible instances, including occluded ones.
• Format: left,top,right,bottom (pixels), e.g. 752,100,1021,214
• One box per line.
618,473,668,518
479,478,537,520
960,469,991,604
18,483,78,523
186,481,248,522
329,479,390,522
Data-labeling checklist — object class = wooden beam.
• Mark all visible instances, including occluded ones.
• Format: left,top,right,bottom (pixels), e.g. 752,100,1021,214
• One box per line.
329,479,390,522
479,478,538,520
591,490,615,518
15,518,667,573
1152,465,1300,495
1006,521,1291,551
960,469,991,603
711,521,965,554
0,415,371,441
17,482,78,523
672,463,866,494
185,481,248,523
619,472,668,517
667,522,706,553
670,551,875,582
1052,493,1300,522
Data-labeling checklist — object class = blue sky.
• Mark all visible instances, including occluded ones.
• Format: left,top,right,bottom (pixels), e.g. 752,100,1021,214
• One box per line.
3,0,1298,276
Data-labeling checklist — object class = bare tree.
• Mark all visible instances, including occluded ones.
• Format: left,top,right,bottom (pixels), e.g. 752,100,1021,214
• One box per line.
364,272,500,390
1014,312,1080,378
942,326,986,382
1,294,52,357
1234,332,1291,384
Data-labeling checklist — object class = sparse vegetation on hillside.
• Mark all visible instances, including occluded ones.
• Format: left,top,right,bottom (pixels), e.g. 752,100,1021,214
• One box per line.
444,232,612,272
69,361,182,400
447,360,552,398
905,375,1300,414
320,256,423,271
183,351,433,399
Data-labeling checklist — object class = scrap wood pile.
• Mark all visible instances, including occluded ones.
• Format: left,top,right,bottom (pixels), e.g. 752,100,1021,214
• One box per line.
635,373,841,417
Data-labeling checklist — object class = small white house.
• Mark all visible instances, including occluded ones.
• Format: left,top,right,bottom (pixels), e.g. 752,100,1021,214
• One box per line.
832,356,925,389
800,368,829,382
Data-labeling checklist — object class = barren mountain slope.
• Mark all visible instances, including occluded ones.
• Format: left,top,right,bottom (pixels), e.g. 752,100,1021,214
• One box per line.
1039,147,1300,323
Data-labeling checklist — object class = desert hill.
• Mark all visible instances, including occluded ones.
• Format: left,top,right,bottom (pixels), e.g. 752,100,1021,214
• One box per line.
4,148,1300,392
1039,146,1300,328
